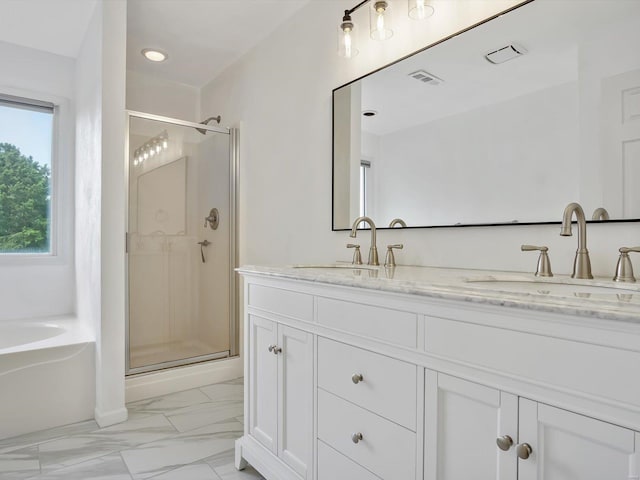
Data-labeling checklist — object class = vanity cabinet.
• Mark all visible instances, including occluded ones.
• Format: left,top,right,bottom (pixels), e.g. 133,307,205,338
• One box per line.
317,338,418,480
424,371,518,479
425,371,640,480
518,399,639,480
247,314,313,479
235,269,640,480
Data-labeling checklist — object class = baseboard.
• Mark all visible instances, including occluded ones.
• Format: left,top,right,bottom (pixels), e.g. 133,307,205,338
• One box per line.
125,356,243,403
94,406,128,427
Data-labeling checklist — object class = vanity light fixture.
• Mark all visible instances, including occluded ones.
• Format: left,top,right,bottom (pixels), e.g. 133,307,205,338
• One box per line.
370,1,393,41
141,48,168,62
338,0,434,58
408,0,434,20
133,130,169,167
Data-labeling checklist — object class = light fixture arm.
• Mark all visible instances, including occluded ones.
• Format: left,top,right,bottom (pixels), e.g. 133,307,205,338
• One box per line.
344,0,371,19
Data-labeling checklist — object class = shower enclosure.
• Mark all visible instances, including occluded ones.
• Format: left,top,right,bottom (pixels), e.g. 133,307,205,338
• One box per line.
125,112,238,374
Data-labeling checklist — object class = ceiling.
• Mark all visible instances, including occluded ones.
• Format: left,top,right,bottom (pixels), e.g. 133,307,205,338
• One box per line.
0,0,98,58
130,0,311,88
0,0,311,88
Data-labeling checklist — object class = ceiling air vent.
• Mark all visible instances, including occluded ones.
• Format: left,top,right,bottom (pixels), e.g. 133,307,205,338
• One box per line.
408,70,443,85
485,43,527,64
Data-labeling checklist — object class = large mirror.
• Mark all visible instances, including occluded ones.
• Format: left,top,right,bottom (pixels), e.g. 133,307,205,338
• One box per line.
333,0,640,230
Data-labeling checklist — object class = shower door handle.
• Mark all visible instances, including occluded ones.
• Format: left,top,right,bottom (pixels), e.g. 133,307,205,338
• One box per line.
197,240,211,263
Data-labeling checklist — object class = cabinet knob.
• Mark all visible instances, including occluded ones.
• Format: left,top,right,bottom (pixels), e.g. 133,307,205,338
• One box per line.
351,432,363,444
496,435,514,451
268,345,282,354
351,373,364,384
517,443,533,460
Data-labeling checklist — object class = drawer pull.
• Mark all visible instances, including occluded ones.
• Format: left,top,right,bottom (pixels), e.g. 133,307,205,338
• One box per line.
496,435,513,451
351,373,364,384
517,443,532,460
351,432,363,444
268,345,282,354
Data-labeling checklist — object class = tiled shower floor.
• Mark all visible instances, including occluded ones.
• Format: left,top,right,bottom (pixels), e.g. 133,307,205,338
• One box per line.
0,378,265,479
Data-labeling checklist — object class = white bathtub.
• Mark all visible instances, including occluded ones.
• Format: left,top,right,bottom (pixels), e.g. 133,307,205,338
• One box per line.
0,316,95,440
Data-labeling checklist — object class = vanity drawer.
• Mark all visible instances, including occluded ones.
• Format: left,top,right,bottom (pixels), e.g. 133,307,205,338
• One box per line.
317,337,416,430
317,389,416,480
247,284,313,321
316,297,417,348
317,440,381,480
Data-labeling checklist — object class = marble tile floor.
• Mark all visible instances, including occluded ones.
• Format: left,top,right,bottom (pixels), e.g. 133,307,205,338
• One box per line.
0,377,265,480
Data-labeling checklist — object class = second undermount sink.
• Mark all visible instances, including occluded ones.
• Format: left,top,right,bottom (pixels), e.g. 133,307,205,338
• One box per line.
465,276,639,297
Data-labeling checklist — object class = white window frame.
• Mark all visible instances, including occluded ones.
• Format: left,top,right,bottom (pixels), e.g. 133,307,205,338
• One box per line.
360,159,372,218
0,88,73,266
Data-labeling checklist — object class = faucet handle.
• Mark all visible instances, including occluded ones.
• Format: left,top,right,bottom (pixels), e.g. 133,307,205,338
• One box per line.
347,244,363,265
613,247,640,282
384,244,403,267
521,245,553,277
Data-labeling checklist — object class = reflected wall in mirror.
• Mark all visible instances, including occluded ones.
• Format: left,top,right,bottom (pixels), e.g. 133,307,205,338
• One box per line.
332,0,640,230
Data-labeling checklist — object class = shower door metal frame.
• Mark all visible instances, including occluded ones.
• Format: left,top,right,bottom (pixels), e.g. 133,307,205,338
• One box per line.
124,110,239,376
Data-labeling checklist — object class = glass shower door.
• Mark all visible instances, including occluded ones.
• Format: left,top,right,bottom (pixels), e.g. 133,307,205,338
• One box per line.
126,113,235,374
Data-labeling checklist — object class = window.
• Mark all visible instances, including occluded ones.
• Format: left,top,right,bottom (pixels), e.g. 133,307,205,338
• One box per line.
360,159,371,218
0,94,55,254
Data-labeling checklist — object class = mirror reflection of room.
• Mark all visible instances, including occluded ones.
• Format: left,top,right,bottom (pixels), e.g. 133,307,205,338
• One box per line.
333,0,640,230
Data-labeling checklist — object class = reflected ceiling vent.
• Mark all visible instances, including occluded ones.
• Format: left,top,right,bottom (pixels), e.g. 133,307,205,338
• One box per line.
485,43,527,64
408,70,443,85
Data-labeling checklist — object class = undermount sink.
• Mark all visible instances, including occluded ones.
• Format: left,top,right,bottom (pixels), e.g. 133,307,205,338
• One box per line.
291,264,378,271
465,277,639,297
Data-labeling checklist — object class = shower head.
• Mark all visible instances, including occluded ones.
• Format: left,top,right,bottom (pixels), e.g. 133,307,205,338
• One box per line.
196,115,221,134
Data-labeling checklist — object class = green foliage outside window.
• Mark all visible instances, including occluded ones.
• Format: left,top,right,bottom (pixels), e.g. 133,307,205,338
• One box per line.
0,142,50,252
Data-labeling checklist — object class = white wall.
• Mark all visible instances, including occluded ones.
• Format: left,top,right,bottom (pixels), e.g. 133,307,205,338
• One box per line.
126,70,200,122
200,0,640,278
372,82,579,226
75,0,128,427
0,41,76,321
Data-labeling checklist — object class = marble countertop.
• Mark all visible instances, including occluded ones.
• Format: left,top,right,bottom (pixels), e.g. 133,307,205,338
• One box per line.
237,264,640,324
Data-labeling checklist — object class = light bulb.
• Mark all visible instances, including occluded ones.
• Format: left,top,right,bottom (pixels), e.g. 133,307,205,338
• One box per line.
149,147,155,157
344,28,353,58
376,9,385,32
155,142,161,154
370,1,392,41
162,138,168,149
338,13,358,58
143,151,149,160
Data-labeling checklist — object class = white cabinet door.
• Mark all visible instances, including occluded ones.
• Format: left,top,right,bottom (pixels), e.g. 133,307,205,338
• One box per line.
425,371,518,480
278,324,313,479
248,315,278,454
518,399,638,480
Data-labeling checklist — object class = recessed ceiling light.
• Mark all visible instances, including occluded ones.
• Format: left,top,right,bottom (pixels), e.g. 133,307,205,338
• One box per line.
141,48,168,62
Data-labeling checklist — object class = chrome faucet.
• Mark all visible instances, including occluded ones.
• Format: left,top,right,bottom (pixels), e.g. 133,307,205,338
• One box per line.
560,202,593,279
592,207,610,221
388,218,407,228
350,216,379,266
